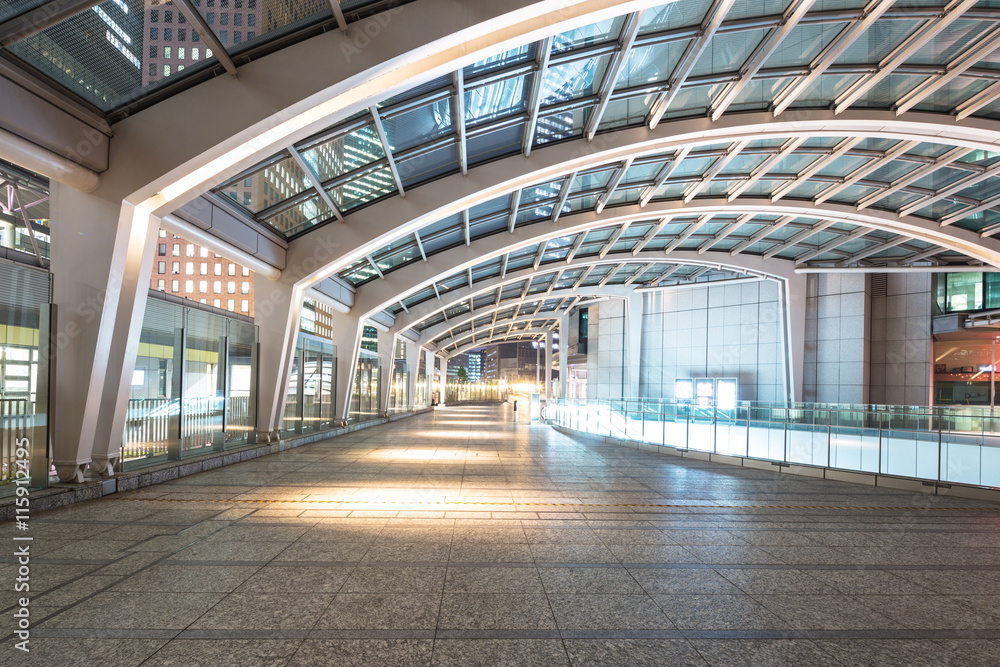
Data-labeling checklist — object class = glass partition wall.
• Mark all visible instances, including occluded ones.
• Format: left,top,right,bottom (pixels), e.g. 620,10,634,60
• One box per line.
0,262,51,488
282,333,337,435
123,296,258,470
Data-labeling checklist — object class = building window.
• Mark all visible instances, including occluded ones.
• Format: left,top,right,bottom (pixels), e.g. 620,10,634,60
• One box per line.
171,280,179,292
157,280,165,291
227,299,235,311
213,299,221,308
185,262,194,274
199,280,208,293
200,247,208,258
164,46,172,59
200,263,208,275
148,63,156,77
178,29,186,41
228,264,236,276
185,244,195,257
150,10,159,22
192,31,200,43
164,10,173,23
241,300,249,312
248,14,255,27
172,243,180,256
164,64,171,77
157,262,165,274
227,281,236,294
178,47,186,60
158,243,166,255
149,45,157,58
164,27,172,40
220,30,227,43
247,31,254,39
150,27,158,40
214,264,222,276
192,47,200,60
171,262,180,274
213,281,222,293
234,31,241,44
221,13,228,26
207,12,214,24
241,281,250,294
185,280,194,292
242,266,250,276
158,229,166,238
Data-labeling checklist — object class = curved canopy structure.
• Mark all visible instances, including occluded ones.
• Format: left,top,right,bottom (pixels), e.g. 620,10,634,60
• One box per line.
6,0,1000,479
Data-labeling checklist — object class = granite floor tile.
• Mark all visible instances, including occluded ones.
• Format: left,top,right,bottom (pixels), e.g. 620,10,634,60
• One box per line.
315,593,441,630
444,566,544,593
564,639,707,666
539,566,644,594
628,568,744,595
753,594,906,631
438,593,557,630
652,594,790,630
0,638,168,667
236,565,352,593
812,639,969,667
38,591,225,630
690,639,839,667
286,639,433,667
111,565,260,593
548,594,674,630
341,565,447,593
431,639,569,667
140,639,301,667
189,593,333,630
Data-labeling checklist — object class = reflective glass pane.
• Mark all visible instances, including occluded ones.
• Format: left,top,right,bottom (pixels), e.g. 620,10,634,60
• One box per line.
220,154,310,214
330,166,397,212
302,124,385,183
263,196,333,235
465,75,528,125
196,0,329,56
542,55,610,105
7,0,218,111
639,0,712,33
552,15,624,52
382,98,452,152
183,309,226,454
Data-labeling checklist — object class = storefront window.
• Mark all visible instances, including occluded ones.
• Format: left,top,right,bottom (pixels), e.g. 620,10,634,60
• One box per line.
934,341,995,406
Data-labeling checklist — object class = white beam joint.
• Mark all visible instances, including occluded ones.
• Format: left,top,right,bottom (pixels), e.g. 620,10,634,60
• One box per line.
586,11,645,140
369,105,405,197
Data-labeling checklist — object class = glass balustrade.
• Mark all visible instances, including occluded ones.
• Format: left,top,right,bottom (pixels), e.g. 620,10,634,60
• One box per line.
543,399,1000,491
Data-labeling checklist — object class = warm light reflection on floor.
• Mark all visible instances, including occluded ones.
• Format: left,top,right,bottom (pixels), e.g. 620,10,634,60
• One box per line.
365,448,498,459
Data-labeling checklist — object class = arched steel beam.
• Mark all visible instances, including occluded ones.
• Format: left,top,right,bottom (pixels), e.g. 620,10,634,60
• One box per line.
445,328,554,360
389,250,795,335
444,317,562,355
424,299,578,348
282,110,1000,291
352,198,995,321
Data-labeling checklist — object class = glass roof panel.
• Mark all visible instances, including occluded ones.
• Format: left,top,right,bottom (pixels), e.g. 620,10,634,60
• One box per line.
904,19,990,66
534,107,589,146
572,168,616,193
727,0,794,21
302,124,385,183
600,96,654,130
616,40,686,90
465,74,529,126
194,0,330,57
552,15,624,52
1,0,51,22
262,195,332,235
912,76,989,114
6,0,219,111
396,143,460,189
833,18,925,65
543,54,609,105
466,124,524,166
470,194,513,219
464,44,534,77
659,83,716,119
639,0,711,33
763,22,847,69
381,98,452,152
219,153,310,214
690,28,767,78
329,166,397,212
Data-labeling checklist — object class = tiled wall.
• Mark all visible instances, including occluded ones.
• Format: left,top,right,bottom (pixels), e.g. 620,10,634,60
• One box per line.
587,301,628,399
870,273,932,406
803,274,870,404
639,281,786,403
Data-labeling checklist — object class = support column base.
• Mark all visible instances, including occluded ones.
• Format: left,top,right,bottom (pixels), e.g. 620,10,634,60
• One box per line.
254,429,281,444
54,463,88,484
89,456,119,478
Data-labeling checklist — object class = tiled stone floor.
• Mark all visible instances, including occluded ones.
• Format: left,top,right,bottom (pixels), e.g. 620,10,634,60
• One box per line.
4,403,1000,665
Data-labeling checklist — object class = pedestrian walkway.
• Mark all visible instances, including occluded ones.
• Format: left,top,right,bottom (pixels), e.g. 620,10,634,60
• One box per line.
4,403,1000,665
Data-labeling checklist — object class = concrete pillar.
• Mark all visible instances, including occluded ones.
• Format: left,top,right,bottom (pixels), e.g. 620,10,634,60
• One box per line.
625,293,644,399
559,313,569,399
424,348,434,405
49,185,160,481
782,274,808,403
377,328,395,416
252,275,303,442
439,356,449,406
405,339,420,409
545,329,554,401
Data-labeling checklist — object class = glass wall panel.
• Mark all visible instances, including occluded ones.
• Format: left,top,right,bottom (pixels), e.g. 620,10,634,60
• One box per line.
0,262,50,487
934,341,994,407
182,310,226,455
282,333,337,435
350,353,380,423
124,297,258,471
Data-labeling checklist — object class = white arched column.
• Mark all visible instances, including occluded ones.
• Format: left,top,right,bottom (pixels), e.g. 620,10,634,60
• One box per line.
378,328,396,416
